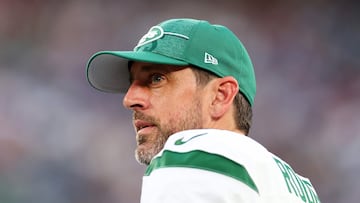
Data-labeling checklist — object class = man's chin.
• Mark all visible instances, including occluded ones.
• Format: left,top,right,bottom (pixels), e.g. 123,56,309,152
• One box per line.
135,145,157,165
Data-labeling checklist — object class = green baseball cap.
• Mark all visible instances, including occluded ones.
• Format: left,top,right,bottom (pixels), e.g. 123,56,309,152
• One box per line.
86,18,256,106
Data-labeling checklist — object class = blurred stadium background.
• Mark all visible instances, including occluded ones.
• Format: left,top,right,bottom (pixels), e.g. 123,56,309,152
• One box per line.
0,0,359,202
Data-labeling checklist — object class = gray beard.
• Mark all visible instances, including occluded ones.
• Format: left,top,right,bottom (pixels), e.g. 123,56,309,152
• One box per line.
134,99,203,165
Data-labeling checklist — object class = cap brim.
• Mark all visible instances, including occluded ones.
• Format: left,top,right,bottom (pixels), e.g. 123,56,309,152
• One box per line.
86,51,189,93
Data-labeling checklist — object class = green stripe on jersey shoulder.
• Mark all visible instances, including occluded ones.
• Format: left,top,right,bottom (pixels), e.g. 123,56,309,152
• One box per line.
145,150,258,193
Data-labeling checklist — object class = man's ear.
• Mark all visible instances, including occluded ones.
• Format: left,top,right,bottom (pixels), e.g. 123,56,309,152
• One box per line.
210,76,239,119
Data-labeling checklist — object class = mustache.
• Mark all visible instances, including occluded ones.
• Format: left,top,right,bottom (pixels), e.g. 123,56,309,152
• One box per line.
133,112,158,124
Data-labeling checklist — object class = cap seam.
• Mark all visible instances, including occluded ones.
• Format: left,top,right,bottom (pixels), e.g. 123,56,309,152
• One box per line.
182,20,204,63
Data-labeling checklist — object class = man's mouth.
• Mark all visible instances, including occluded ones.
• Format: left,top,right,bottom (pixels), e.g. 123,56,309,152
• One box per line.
134,120,156,134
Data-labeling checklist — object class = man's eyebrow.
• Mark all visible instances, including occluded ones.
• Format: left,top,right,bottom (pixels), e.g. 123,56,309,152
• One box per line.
128,63,188,83
128,64,165,83
140,64,168,72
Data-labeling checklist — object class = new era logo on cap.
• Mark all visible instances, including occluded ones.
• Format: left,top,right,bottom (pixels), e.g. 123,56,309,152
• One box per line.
204,52,218,65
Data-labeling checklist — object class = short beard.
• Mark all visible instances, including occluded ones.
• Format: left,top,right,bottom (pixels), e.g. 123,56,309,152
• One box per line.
134,98,203,165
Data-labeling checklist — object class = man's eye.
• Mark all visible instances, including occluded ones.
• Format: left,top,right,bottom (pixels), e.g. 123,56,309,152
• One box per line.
150,74,164,84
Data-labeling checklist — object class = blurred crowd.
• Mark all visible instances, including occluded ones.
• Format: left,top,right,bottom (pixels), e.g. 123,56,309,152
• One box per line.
0,0,359,202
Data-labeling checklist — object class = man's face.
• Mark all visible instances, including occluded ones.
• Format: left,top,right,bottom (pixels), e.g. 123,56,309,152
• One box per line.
123,62,205,165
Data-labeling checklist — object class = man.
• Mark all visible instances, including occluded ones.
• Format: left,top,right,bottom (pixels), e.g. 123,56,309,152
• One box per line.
86,18,320,202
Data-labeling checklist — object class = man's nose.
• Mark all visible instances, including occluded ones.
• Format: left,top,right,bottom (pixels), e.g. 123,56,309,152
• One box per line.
122,82,148,110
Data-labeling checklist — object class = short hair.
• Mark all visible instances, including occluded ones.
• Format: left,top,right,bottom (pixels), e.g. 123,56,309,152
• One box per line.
191,66,253,135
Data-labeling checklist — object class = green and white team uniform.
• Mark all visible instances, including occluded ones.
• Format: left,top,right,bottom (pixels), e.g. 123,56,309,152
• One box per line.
141,129,320,203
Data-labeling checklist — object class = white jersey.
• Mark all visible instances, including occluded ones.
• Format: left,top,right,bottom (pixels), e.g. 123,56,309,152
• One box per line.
141,129,320,203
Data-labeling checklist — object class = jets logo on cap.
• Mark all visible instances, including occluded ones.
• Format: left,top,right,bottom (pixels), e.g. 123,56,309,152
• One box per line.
135,26,164,50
